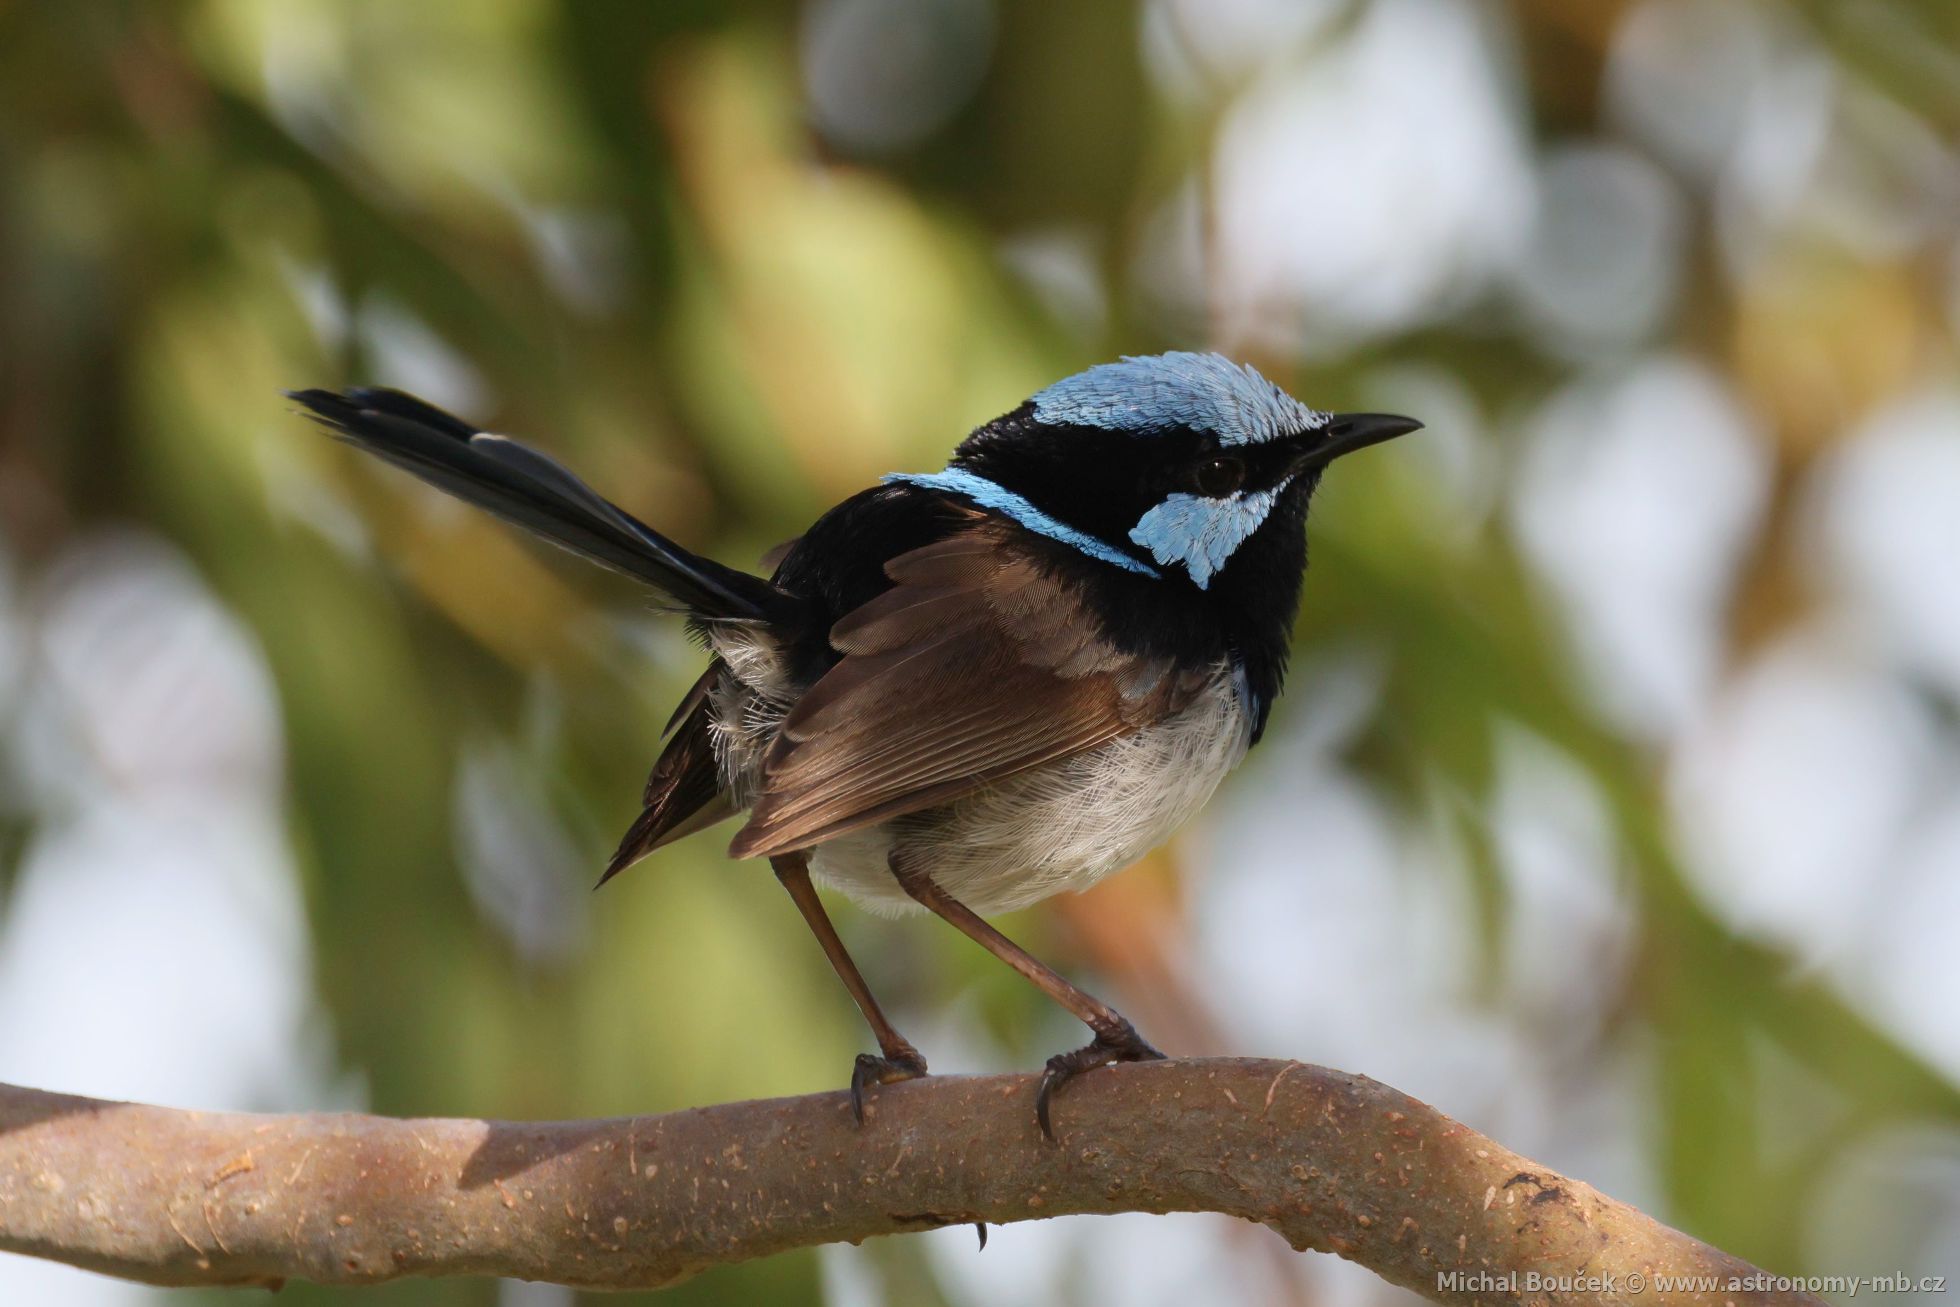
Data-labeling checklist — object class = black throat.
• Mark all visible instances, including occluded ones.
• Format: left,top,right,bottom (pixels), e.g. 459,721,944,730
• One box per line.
1029,474,1316,744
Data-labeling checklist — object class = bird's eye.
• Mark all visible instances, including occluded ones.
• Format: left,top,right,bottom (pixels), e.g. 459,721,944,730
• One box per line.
1192,456,1245,497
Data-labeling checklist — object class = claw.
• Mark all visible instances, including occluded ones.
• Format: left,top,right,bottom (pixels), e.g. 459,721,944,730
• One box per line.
850,1049,929,1124
1034,1026,1164,1142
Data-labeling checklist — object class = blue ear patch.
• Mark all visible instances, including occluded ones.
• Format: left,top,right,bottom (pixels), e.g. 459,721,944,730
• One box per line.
1129,480,1290,589
1032,352,1328,447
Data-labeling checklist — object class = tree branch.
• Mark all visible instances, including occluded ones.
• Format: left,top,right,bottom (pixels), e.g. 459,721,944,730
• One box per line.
0,1060,1817,1303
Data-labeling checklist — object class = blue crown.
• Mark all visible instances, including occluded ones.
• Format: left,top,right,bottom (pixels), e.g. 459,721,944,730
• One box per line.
1030,352,1327,447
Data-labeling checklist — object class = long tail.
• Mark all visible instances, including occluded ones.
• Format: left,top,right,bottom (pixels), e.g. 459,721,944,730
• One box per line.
288,387,782,623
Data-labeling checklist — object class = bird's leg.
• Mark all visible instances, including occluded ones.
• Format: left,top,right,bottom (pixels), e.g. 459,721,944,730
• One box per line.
771,854,927,1122
891,857,1163,1141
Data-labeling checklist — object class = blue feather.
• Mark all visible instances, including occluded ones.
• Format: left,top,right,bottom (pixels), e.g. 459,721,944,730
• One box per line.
1031,352,1328,447
1129,479,1292,589
883,469,1161,577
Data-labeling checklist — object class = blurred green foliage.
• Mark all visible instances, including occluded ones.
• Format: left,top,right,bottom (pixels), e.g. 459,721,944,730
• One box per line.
2,3,1957,1305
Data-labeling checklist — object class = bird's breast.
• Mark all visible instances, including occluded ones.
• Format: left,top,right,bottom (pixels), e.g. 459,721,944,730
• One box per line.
806,660,1255,916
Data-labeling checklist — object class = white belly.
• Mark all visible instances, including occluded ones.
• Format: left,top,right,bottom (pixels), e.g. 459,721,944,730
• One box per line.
806,666,1253,916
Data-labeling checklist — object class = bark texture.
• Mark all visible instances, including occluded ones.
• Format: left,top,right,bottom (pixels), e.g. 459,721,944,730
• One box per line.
0,1060,1819,1303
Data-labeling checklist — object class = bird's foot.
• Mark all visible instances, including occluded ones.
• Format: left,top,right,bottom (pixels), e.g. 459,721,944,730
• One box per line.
1035,1022,1164,1141
851,1048,928,1124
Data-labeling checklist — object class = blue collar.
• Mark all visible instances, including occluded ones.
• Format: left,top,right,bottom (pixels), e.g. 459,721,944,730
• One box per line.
882,468,1160,578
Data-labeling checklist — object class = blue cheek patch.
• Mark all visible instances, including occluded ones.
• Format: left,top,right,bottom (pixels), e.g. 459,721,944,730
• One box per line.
883,469,1161,577
1129,480,1290,589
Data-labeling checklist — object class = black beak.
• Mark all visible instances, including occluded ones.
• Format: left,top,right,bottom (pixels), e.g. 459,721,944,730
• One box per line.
1292,412,1423,474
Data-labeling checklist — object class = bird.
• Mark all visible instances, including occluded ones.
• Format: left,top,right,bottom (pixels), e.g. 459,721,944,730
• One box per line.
288,353,1420,1139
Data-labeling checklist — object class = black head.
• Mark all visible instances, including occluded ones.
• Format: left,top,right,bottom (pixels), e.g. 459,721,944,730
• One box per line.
894,353,1419,596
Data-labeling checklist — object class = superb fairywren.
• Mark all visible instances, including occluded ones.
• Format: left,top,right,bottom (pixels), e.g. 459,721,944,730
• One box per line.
290,353,1420,1137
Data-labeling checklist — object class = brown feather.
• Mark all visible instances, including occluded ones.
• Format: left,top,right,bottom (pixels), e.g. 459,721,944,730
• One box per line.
658,661,720,742
728,526,1204,860
599,663,731,885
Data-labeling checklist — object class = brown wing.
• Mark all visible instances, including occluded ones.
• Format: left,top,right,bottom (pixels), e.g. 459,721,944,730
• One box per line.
598,663,734,884
727,525,1209,860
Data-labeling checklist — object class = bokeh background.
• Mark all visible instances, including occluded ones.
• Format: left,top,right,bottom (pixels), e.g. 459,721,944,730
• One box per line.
2,2,1958,1304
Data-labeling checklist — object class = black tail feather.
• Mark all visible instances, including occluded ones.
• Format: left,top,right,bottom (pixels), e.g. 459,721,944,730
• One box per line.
288,387,782,624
